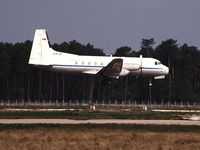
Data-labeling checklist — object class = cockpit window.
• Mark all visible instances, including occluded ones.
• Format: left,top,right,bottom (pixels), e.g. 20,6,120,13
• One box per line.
155,61,162,65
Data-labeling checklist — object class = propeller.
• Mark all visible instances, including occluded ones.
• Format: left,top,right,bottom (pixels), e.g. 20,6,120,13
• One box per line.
140,55,143,75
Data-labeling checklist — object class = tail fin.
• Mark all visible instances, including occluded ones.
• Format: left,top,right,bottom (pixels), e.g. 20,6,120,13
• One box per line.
29,29,52,65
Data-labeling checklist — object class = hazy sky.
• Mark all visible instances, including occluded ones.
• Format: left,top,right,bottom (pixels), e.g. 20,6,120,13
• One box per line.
0,0,200,54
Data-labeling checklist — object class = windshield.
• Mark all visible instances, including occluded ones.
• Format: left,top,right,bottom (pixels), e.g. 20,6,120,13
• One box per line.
155,61,162,65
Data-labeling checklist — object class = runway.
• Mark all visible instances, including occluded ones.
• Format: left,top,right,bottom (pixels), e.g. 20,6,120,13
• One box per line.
1,119,200,125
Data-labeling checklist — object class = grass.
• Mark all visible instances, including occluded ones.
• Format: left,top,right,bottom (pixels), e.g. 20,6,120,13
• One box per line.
0,104,199,110
0,105,199,119
0,109,188,119
0,105,199,150
1,124,200,132
0,124,200,150
0,105,89,109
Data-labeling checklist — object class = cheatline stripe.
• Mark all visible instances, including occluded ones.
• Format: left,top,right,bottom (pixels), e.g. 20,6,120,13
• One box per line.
142,67,163,70
53,64,163,70
53,64,104,68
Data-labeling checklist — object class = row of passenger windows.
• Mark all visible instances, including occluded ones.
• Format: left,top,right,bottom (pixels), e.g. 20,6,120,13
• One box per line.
75,61,104,66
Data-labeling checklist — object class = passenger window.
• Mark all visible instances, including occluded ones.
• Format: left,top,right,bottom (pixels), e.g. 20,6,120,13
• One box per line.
155,61,157,65
88,62,90,65
82,61,84,65
75,61,78,65
94,62,97,65
101,62,103,65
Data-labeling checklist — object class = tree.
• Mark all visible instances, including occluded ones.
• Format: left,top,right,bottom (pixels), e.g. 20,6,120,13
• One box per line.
155,39,179,103
1,38,200,104
140,38,155,57
114,46,132,56
180,44,200,90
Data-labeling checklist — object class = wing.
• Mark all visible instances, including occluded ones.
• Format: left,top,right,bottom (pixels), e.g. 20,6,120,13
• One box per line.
97,58,123,78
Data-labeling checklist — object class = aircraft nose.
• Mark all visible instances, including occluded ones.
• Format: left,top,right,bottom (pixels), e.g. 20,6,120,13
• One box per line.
164,66,169,75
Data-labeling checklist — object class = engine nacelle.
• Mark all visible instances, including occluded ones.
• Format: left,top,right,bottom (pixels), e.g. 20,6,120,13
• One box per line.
119,69,130,76
124,63,140,71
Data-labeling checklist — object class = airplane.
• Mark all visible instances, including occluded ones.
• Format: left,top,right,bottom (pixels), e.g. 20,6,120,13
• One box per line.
28,29,169,83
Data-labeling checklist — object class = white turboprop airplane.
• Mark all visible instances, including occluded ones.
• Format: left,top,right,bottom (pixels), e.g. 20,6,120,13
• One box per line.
29,29,169,80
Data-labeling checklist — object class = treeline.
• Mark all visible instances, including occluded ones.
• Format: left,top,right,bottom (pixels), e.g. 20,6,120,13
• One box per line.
0,39,200,103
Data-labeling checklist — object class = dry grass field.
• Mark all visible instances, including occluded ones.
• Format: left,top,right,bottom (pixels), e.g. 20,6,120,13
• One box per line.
0,126,200,150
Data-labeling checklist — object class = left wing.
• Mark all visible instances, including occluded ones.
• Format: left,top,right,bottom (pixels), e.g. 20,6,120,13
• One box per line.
82,58,123,79
97,58,123,78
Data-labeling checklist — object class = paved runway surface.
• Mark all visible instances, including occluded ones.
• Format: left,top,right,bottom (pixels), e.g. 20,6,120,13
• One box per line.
0,119,200,125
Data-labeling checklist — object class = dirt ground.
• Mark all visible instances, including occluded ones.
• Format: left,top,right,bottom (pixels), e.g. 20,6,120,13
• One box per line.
1,119,200,126
0,128,200,150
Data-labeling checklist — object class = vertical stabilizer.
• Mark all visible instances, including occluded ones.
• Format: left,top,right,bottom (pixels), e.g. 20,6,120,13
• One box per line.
29,29,52,65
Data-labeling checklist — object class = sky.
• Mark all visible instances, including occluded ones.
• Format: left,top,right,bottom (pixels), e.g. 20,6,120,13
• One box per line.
0,0,200,54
